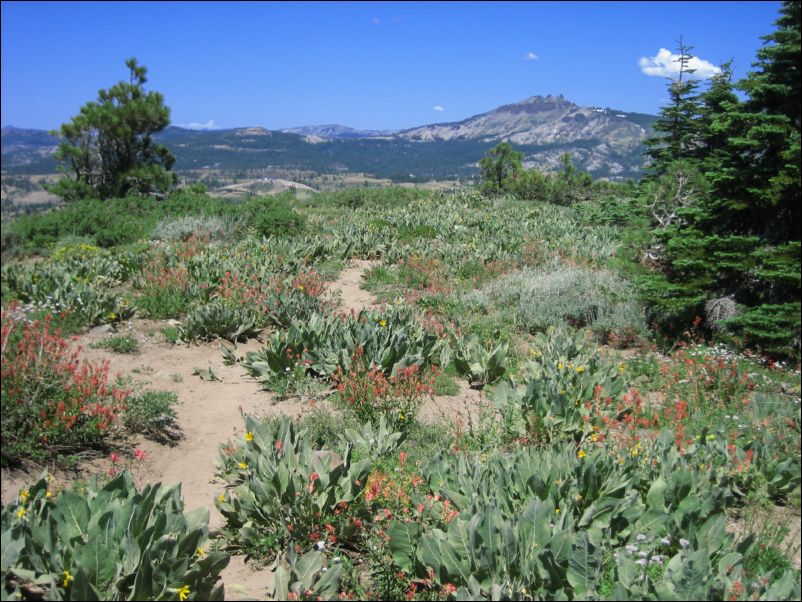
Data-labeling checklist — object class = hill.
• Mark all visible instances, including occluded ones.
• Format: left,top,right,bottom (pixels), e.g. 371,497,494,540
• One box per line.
1,95,656,180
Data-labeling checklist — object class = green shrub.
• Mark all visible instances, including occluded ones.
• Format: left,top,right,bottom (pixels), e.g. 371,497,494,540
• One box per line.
244,195,306,238
122,390,179,443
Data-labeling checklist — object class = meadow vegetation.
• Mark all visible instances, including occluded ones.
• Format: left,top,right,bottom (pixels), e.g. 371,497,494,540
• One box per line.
1,4,799,600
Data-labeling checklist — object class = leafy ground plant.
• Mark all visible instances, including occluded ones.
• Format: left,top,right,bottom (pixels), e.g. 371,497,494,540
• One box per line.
2,472,229,600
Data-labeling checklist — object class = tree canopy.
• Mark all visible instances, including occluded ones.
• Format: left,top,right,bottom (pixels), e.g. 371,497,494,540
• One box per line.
639,1,801,356
46,58,176,202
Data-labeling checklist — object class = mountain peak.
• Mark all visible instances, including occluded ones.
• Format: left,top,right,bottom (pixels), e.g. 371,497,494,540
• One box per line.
495,94,577,115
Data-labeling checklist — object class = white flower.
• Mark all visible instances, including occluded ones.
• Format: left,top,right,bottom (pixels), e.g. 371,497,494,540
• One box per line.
636,533,647,542
635,558,648,566
679,538,690,548
639,551,649,558
660,537,671,546
315,540,326,551
625,544,639,554
650,555,664,565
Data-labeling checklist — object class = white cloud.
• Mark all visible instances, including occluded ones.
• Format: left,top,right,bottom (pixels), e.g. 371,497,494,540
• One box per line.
524,51,539,61
371,17,381,24
182,119,217,130
433,105,444,112
639,48,720,79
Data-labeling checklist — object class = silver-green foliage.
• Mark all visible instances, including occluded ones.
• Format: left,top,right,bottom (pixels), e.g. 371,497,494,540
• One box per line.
215,415,373,555
242,307,443,387
1,472,228,601
465,262,646,339
150,215,243,242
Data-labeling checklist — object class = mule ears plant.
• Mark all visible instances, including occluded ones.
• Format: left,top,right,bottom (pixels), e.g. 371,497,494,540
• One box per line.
46,57,177,202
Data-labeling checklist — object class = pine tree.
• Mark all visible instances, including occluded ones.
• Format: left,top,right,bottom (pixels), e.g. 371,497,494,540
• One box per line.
638,5,801,356
46,58,176,201
643,38,704,175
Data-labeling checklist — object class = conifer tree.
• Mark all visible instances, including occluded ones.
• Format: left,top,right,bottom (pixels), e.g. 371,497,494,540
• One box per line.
47,58,176,201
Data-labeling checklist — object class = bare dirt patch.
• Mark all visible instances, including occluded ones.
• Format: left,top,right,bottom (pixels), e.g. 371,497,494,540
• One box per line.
727,505,802,571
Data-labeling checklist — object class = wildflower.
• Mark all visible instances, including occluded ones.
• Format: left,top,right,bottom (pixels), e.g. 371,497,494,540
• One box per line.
635,558,647,566
46,490,53,500
706,434,716,441
577,449,587,459
245,431,254,442
379,319,387,328
134,448,146,462
636,533,647,542
218,494,225,502
660,536,671,546
110,452,121,464
575,366,585,374
315,540,326,551
62,570,73,587
625,544,639,554
196,547,206,558
19,490,29,504
177,585,190,601
679,538,690,548
15,507,26,520
238,462,248,470
557,362,564,371
555,508,560,514
650,555,664,565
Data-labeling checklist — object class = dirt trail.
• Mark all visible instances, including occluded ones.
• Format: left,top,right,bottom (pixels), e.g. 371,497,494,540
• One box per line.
329,258,382,314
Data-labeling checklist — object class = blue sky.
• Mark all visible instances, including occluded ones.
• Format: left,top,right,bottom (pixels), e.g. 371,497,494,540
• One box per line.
1,1,783,131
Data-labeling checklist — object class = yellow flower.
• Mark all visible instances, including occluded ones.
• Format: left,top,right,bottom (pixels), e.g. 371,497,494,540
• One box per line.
16,507,26,519
297,284,305,292
555,508,561,514
196,547,207,559
590,433,598,442
398,412,406,421
218,494,225,502
706,434,716,441
557,362,564,371
245,431,254,442
575,366,585,374
238,462,248,470
178,584,190,601
19,489,29,504
577,449,587,459
46,490,53,499
618,364,625,373
379,319,387,328
631,448,639,457
62,570,73,588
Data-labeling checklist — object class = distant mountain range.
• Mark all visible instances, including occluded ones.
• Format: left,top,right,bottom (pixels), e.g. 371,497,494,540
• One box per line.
1,95,656,180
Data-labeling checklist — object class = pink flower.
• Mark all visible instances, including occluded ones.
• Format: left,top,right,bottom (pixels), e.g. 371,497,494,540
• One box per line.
133,448,146,462
110,452,121,464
